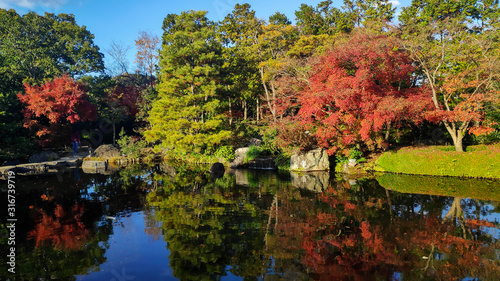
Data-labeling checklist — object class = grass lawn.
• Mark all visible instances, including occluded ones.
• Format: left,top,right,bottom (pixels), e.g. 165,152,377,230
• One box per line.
375,144,500,179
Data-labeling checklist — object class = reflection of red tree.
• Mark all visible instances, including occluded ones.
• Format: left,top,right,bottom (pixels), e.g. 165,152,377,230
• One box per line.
274,184,500,280
28,204,90,250
299,186,403,280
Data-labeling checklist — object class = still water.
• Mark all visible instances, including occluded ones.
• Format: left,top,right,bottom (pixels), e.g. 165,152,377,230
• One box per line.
1,163,499,280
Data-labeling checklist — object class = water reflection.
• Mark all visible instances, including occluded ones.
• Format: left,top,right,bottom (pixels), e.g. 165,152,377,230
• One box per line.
0,164,499,280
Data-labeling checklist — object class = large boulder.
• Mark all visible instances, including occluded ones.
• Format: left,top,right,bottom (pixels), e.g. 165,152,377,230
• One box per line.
209,162,225,179
290,148,330,171
229,147,250,169
29,151,60,163
93,144,121,158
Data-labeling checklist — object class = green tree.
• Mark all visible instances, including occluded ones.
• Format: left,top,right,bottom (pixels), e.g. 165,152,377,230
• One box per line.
145,11,231,155
294,0,395,35
218,4,263,123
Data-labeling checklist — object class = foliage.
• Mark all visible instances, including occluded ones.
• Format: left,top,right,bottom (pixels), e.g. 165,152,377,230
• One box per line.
398,0,500,152
279,31,432,155
145,11,231,155
294,0,396,35
135,30,160,84
17,75,97,146
375,144,500,178
274,151,291,171
214,145,236,162
0,9,103,159
0,9,104,83
117,128,147,158
244,145,263,163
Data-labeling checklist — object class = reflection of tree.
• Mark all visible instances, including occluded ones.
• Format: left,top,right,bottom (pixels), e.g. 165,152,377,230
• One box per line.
12,203,113,280
269,180,500,280
0,166,148,280
149,186,267,280
147,166,275,280
28,204,90,250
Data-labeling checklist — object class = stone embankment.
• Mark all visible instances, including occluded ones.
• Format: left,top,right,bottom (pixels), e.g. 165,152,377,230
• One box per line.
0,155,84,179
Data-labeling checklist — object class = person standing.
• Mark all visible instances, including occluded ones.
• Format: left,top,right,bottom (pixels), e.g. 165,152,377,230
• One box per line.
70,129,81,156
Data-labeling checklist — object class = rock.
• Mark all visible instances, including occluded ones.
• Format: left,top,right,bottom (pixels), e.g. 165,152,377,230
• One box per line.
229,147,250,169
29,151,60,163
210,162,225,179
290,148,330,171
247,157,276,170
342,163,368,175
247,138,262,147
82,160,108,174
291,171,330,192
2,160,20,166
93,144,121,158
159,163,177,178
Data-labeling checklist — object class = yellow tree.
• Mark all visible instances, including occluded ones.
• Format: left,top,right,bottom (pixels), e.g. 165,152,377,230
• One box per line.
135,30,160,86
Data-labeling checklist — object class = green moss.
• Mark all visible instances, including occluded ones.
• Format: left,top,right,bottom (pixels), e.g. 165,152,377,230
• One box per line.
377,173,500,201
375,144,500,179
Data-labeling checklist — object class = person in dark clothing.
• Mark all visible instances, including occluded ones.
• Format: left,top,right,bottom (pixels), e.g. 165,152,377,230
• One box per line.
70,130,81,156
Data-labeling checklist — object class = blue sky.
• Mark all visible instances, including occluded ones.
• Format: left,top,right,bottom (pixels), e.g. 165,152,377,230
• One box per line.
0,0,410,72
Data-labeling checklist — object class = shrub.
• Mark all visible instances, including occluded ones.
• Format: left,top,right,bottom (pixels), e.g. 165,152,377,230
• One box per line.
117,129,147,158
244,145,262,162
214,145,236,162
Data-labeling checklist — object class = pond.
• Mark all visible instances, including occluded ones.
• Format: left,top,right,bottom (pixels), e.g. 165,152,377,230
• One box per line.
1,163,500,280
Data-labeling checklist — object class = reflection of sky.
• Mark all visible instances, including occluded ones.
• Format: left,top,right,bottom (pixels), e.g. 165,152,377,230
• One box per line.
441,199,500,240
75,212,174,280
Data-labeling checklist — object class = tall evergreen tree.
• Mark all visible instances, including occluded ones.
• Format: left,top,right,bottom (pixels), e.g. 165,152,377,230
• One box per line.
145,11,230,154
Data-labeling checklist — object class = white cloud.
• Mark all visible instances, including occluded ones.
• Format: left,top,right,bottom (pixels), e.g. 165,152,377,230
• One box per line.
0,0,67,9
389,0,401,6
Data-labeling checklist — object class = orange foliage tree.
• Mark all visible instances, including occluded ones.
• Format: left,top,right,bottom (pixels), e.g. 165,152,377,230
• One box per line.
17,75,96,146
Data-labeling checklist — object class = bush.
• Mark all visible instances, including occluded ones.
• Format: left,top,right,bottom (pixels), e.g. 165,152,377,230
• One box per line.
274,152,291,171
117,129,147,158
244,145,262,162
214,145,236,162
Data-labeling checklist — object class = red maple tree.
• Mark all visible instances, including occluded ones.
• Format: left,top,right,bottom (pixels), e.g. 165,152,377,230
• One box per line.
278,32,432,154
17,75,97,146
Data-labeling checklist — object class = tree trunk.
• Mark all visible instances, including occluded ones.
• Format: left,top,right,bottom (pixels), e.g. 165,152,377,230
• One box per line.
385,122,391,142
229,97,232,126
256,98,260,121
113,122,116,145
444,197,463,220
243,100,247,120
443,122,465,152
259,67,277,122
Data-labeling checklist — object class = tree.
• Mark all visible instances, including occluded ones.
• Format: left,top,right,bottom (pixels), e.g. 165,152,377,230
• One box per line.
294,0,396,36
145,11,231,154
17,75,97,146
279,32,432,154
135,30,160,86
105,40,131,76
218,4,264,122
398,0,500,152
0,9,103,159
0,10,104,82
342,0,396,28
254,22,299,122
